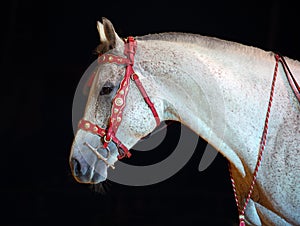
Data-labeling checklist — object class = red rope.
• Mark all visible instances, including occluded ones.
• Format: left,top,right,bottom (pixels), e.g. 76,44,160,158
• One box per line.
229,54,280,226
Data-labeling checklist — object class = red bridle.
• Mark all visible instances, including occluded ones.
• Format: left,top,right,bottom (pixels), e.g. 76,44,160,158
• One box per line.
78,37,160,159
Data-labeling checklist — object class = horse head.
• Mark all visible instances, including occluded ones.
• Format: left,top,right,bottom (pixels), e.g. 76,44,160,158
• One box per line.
69,18,162,184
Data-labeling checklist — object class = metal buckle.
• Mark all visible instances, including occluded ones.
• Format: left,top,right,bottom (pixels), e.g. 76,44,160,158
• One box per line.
130,73,138,81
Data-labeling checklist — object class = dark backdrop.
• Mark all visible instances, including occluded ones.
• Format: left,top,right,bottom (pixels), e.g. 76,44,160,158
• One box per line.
1,1,299,226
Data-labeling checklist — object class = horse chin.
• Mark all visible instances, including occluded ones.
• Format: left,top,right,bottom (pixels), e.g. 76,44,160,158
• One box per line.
92,160,108,183
90,171,107,184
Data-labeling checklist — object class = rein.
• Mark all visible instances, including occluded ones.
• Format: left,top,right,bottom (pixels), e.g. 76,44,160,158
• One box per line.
78,37,160,161
229,54,300,226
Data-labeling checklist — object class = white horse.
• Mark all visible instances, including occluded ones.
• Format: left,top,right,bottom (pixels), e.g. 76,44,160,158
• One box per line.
69,18,300,225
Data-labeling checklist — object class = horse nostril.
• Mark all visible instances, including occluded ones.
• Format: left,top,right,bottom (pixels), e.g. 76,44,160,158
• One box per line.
71,158,82,176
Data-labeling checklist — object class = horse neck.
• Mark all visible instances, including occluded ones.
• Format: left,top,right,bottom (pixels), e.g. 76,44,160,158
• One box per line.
136,36,283,176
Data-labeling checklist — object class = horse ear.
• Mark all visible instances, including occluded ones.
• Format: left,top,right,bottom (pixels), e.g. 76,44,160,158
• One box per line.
97,20,107,43
97,17,123,52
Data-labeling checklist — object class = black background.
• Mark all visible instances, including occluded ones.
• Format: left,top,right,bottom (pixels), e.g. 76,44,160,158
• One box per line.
1,1,299,226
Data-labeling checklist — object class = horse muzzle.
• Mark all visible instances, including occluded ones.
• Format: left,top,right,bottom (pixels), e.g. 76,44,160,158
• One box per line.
69,133,119,184
70,156,108,184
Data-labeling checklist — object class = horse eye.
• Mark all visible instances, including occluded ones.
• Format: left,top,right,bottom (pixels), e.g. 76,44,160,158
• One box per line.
100,86,113,95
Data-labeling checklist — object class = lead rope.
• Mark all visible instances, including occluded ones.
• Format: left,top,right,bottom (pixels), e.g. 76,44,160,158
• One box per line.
229,54,280,226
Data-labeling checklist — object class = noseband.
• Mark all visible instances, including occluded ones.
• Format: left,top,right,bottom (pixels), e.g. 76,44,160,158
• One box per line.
78,37,160,160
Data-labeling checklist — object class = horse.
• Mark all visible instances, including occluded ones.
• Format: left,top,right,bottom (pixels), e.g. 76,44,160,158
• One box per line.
69,18,300,225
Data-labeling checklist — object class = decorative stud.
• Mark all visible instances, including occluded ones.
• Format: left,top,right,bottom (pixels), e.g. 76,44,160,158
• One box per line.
119,90,124,95
114,108,119,113
115,98,123,106
117,117,122,122
93,126,98,132
84,122,90,129
109,56,113,61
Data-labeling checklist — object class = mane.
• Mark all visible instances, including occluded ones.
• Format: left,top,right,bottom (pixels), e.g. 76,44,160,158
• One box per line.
137,32,274,59
96,32,298,66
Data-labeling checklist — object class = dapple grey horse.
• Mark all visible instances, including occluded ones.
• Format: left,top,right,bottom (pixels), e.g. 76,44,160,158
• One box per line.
70,18,300,225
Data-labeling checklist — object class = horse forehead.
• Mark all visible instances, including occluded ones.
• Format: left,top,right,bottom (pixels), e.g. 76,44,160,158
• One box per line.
98,64,123,85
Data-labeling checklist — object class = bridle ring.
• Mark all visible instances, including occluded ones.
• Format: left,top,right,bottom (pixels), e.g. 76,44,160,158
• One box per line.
130,72,138,81
103,135,112,143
